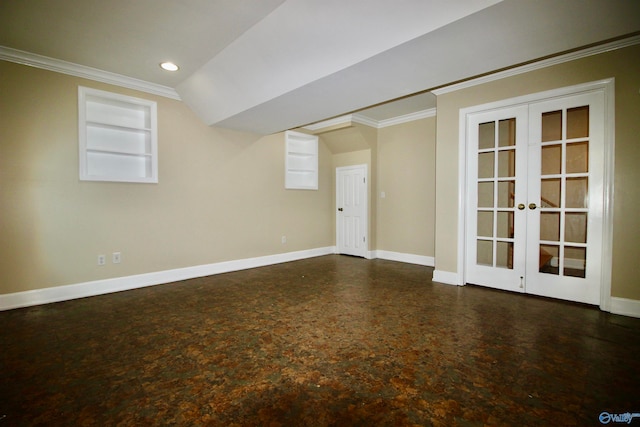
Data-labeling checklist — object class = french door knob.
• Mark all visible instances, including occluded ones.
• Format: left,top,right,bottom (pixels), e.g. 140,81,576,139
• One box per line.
529,203,537,210
338,208,343,211
517,203,525,210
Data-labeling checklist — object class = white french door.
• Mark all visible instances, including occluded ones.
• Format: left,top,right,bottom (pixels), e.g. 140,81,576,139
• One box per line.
465,90,606,305
466,105,529,294
336,165,367,257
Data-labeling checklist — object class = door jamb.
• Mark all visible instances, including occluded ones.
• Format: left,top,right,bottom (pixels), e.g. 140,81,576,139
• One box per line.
457,79,615,311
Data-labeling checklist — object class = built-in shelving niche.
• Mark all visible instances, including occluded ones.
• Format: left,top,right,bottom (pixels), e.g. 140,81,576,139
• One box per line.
79,86,158,183
285,131,318,190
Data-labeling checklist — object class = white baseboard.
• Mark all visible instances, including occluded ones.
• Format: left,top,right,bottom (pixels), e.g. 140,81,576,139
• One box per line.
609,297,640,318
432,270,460,286
0,246,337,311
373,250,435,267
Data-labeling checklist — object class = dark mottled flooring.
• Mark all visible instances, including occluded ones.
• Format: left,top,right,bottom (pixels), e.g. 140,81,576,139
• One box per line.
1,255,639,426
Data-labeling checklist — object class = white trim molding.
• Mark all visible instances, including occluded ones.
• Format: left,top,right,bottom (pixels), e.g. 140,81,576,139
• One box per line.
352,114,381,129
304,108,436,132
0,46,181,100
374,250,435,267
433,35,639,96
376,108,436,128
610,297,640,319
304,114,355,131
0,246,335,311
432,270,460,286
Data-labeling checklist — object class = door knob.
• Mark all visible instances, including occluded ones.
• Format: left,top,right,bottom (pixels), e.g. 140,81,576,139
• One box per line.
529,203,537,210
338,208,343,211
517,203,525,210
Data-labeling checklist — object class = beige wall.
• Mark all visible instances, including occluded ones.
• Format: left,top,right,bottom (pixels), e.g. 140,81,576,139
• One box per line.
377,117,436,257
435,44,640,300
8,43,634,302
323,118,436,257
0,61,333,295
325,123,379,250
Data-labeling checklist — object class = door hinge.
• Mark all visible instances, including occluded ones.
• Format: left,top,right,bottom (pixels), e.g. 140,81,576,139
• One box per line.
363,236,366,242
363,177,366,184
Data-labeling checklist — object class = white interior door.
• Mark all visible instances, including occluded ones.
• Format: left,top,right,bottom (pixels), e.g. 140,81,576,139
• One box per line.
465,105,529,293
336,165,367,257
525,92,604,304
465,91,605,305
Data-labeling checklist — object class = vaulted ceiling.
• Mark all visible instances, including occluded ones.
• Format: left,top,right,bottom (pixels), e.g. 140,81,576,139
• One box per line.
1,0,639,134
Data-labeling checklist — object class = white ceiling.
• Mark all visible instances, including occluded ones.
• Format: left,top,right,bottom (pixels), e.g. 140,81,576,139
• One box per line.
0,0,286,87
1,0,639,134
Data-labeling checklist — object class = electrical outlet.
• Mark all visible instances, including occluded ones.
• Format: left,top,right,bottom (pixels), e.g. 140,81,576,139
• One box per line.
112,252,121,264
281,236,287,244
98,255,106,266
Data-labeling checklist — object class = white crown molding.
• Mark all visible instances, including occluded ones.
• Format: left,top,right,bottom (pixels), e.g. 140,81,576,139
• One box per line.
303,114,354,131
433,34,640,96
304,108,436,132
377,108,436,128
0,46,181,100
351,114,380,128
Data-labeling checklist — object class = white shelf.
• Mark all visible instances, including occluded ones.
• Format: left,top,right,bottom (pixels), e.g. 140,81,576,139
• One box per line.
79,87,157,183
86,148,153,157
86,120,152,133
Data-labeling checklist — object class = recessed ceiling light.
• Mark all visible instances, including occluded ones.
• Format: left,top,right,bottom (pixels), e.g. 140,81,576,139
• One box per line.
160,62,179,72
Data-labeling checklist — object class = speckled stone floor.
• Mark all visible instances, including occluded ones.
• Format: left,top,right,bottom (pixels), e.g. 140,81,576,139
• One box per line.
2,255,639,426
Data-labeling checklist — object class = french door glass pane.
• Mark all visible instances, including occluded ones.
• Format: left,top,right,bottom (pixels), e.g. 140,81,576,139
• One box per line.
498,118,516,147
496,241,513,268
478,153,494,178
540,244,559,274
541,144,562,175
478,182,494,207
541,178,561,208
564,247,586,278
479,121,495,149
566,177,588,208
566,141,589,173
565,213,587,243
567,106,589,139
477,240,493,266
540,212,560,242
542,110,562,142
477,211,494,237
498,150,515,177
496,211,514,238
497,181,515,208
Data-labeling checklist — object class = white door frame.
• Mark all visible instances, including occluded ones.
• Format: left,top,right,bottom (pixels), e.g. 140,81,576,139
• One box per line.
336,164,368,257
457,79,615,311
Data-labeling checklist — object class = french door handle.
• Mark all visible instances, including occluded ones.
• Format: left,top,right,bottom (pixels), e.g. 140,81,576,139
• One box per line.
338,208,343,211
529,203,537,210
517,203,525,210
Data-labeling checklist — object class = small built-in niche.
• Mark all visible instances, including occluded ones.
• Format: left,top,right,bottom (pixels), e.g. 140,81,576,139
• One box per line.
78,86,158,183
285,130,318,190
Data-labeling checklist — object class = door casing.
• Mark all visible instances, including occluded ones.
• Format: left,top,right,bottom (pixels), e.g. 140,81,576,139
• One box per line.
457,79,615,310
